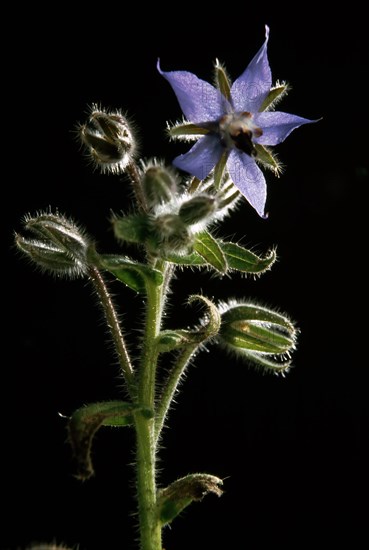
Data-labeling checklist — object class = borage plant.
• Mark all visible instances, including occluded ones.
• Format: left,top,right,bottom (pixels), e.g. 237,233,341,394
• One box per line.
15,26,316,550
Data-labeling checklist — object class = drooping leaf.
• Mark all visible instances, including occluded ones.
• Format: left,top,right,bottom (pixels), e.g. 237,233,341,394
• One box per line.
67,401,134,480
157,473,223,526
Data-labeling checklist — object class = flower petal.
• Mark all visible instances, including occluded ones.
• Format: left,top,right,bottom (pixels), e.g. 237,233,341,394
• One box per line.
231,26,272,112
227,150,267,217
253,111,316,145
158,60,229,122
173,135,224,180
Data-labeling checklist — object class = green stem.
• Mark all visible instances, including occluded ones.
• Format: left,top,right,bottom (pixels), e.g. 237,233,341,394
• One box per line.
135,259,171,550
154,343,199,443
88,266,135,398
127,161,148,212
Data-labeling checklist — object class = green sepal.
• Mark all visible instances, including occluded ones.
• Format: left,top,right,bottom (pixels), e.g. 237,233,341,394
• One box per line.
67,401,135,480
219,302,297,374
220,242,276,274
259,83,289,111
168,122,210,140
194,231,228,273
255,144,281,174
99,254,163,293
157,473,223,526
213,150,228,189
222,321,295,354
214,59,232,100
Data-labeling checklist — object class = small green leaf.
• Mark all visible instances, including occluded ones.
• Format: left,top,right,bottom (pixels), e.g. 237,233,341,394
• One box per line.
156,329,192,352
67,401,134,480
259,83,289,111
112,213,150,244
99,255,163,293
220,242,276,274
157,473,223,526
164,250,206,266
194,231,228,273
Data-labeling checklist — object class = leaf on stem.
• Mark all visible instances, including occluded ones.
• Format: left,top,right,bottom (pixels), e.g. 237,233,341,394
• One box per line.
157,473,223,526
67,401,135,480
220,242,276,274
99,254,163,293
193,231,227,273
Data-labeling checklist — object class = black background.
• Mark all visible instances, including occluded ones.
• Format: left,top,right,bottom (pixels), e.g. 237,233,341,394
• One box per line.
2,3,367,549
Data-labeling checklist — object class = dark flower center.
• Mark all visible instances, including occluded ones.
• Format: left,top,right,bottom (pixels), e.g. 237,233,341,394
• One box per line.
218,112,263,156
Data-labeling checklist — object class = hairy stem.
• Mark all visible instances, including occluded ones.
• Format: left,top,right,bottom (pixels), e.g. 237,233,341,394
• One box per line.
155,343,199,443
88,266,135,398
135,259,172,550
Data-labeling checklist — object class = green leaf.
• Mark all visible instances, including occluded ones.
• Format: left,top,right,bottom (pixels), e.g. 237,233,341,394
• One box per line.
164,250,206,266
157,473,223,526
194,231,227,273
67,401,135,480
259,83,289,111
112,213,150,244
99,255,163,293
155,329,192,352
220,242,276,274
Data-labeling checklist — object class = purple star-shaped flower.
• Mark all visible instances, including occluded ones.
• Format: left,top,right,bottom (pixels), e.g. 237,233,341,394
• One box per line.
158,26,315,217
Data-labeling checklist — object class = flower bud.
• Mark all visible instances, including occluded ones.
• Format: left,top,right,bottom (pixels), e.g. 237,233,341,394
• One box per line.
148,213,192,254
142,163,178,208
15,212,92,278
218,301,297,374
79,106,135,173
178,194,217,226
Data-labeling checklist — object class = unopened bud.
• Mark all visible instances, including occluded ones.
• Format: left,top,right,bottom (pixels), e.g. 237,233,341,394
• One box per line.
218,301,297,374
142,164,178,208
179,194,217,226
15,212,92,278
79,106,135,173
148,213,192,254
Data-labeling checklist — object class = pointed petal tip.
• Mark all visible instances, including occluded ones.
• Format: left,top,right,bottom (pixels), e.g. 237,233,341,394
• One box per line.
265,25,270,40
